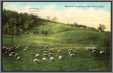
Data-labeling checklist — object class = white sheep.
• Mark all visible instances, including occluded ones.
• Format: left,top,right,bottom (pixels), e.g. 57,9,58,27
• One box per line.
9,53,13,56
11,52,15,54
33,58,40,63
16,56,21,60
42,57,46,61
23,48,27,51
91,49,96,53
49,56,54,60
99,50,104,54
35,53,40,57
69,53,75,57
58,56,62,60
43,53,48,56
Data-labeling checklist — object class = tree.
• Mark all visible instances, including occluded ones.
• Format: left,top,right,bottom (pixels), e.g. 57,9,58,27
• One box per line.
98,24,106,32
3,10,43,35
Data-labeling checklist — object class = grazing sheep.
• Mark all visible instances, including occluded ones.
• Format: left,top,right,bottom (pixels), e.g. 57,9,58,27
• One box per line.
10,52,15,55
49,56,54,61
35,53,40,57
69,53,75,57
16,56,21,60
42,57,46,61
33,58,40,63
91,49,97,53
11,51,15,54
58,56,62,60
48,52,53,56
2,46,16,56
90,49,100,56
48,52,52,55
9,53,13,56
23,48,27,51
8,47,16,53
43,53,48,56
68,49,77,57
99,50,104,54
2,47,7,53
43,50,48,53
68,49,73,51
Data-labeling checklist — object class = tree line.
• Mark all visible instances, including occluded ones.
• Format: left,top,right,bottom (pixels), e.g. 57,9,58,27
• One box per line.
2,10,106,35
2,10,48,35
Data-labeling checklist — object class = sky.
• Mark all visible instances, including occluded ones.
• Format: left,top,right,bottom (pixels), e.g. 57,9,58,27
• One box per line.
3,2,111,31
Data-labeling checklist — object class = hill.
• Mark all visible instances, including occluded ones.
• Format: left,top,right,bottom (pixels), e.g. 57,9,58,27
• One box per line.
2,10,111,72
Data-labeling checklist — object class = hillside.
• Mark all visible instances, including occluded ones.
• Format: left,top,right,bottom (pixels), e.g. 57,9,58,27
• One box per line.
2,10,111,72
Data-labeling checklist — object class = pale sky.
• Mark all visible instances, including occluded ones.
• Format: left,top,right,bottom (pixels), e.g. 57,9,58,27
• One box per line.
3,2,111,31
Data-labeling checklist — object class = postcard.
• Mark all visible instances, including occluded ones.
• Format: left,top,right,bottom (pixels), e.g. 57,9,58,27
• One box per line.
1,1,112,72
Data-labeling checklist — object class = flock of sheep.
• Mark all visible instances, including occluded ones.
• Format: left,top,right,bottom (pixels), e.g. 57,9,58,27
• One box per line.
2,46,22,61
2,46,105,63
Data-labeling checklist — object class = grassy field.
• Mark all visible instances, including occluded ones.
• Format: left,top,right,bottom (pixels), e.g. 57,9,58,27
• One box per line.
2,21,111,72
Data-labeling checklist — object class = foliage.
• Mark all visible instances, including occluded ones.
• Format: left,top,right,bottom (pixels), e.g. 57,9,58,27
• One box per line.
98,24,106,32
3,10,44,35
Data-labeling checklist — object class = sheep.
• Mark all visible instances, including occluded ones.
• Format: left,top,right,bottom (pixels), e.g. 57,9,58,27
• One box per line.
9,53,13,56
91,49,97,53
69,53,75,57
42,57,47,61
8,47,16,53
48,52,53,55
43,51,48,53
99,50,104,54
68,49,77,57
33,58,40,63
86,47,97,51
8,47,16,54
10,52,15,55
43,53,48,56
2,46,16,56
68,49,73,52
48,52,53,56
16,56,21,60
58,55,62,60
2,47,9,55
35,53,40,57
49,56,54,61
90,49,100,56
23,48,27,51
